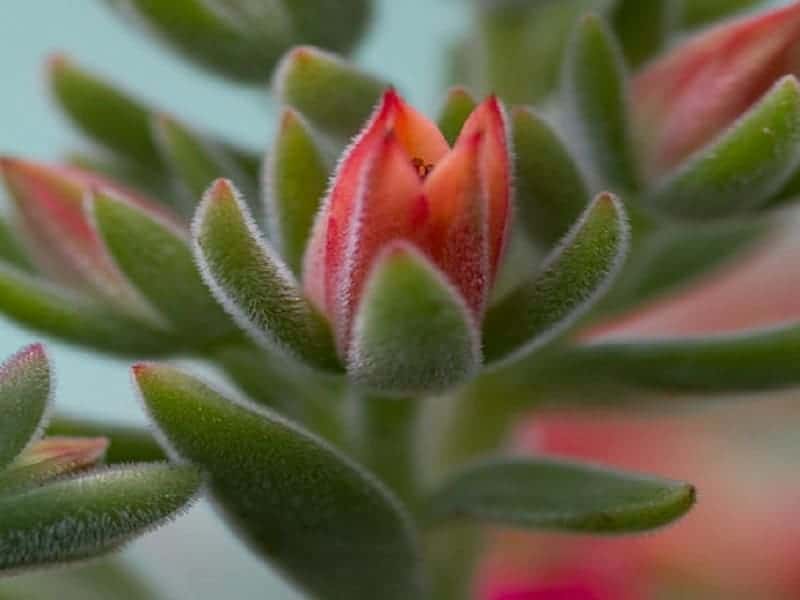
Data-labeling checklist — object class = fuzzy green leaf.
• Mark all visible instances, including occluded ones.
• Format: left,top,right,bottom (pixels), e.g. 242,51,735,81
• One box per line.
276,46,386,141
135,363,424,600
266,108,329,275
483,193,630,365
0,265,180,356
46,417,166,464
648,76,800,220
0,345,51,470
512,106,591,248
48,56,162,170
437,87,477,146
0,463,200,573
90,189,236,346
562,14,639,192
426,457,695,533
193,179,340,371
349,244,481,394
680,0,763,28
535,323,800,396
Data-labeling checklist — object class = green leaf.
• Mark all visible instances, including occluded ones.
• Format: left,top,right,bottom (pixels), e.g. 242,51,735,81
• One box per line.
437,87,477,146
0,560,156,600
562,14,640,192
152,115,257,217
0,463,200,573
135,363,424,600
0,263,180,357
349,244,481,395
48,55,163,170
0,345,51,470
0,216,34,273
679,0,763,28
533,322,800,396
648,76,800,220
46,416,166,464
265,108,329,275
193,179,341,371
512,106,591,248
425,457,695,533
275,46,386,142
611,0,676,68
483,193,630,366
90,189,236,346
280,0,373,55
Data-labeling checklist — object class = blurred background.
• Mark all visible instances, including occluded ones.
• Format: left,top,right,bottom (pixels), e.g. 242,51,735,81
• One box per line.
0,1,467,597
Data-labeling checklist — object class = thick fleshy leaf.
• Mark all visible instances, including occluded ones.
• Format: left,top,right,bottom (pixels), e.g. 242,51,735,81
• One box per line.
425,457,695,533
0,216,35,273
562,14,639,192
0,560,156,600
648,76,800,220
275,46,386,141
0,345,51,470
0,463,200,573
48,55,163,169
349,244,480,394
0,437,108,494
47,416,166,464
134,363,424,600
437,87,477,146
611,0,675,68
532,322,800,396
512,106,591,248
90,189,235,346
0,264,178,356
265,108,329,275
105,0,372,83
483,193,630,366
193,179,340,370
151,115,256,217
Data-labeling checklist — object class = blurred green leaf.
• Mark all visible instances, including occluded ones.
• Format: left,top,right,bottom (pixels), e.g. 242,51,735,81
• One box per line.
0,264,179,356
437,87,477,146
47,416,166,464
0,216,34,273
49,55,163,170
612,0,676,68
562,14,640,192
265,108,329,275
649,76,800,220
0,463,200,573
152,115,257,218
679,0,763,28
276,46,386,142
135,363,424,600
483,193,629,365
425,457,695,533
90,189,236,346
349,244,480,394
512,107,591,248
0,345,50,470
193,179,340,371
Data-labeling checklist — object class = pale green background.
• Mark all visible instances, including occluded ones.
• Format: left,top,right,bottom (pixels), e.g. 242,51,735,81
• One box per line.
0,1,467,598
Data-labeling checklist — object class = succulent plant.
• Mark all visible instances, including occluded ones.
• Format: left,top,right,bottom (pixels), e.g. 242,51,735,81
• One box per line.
3,0,800,598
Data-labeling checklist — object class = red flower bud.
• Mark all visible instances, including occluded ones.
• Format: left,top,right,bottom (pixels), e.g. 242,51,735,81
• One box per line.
633,2,800,174
303,90,511,354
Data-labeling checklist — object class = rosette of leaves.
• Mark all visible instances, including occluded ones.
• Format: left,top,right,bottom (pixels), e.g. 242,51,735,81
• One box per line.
0,344,198,575
2,1,800,598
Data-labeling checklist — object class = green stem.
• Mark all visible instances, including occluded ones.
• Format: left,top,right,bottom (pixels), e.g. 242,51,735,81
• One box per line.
354,392,421,510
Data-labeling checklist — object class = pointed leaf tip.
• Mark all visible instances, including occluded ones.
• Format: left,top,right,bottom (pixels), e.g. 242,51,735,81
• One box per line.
193,179,341,371
483,192,630,365
134,364,423,600
0,344,52,470
349,243,481,394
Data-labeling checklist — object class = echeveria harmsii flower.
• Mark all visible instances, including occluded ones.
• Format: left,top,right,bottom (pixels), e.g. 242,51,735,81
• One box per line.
633,1,800,174
303,89,511,355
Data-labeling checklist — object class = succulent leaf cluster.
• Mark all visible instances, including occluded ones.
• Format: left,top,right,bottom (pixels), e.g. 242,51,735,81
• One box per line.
2,0,800,598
